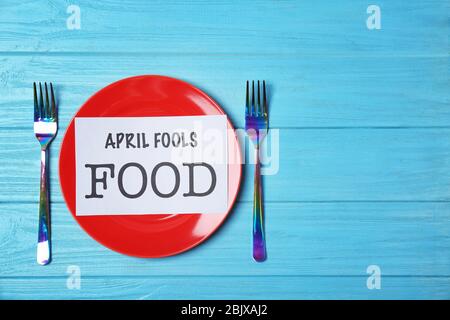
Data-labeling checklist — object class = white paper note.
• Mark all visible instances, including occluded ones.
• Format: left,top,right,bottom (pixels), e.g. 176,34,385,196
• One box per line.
75,115,228,215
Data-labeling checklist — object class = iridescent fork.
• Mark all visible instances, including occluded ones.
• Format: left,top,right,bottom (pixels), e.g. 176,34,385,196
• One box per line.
245,80,268,262
34,82,57,265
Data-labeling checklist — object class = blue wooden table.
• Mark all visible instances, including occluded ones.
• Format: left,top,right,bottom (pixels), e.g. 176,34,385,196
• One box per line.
0,0,449,299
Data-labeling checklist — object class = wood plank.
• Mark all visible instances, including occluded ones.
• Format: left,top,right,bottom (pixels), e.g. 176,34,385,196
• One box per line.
0,128,449,202
0,0,446,55
0,276,448,299
0,55,448,128
1,202,448,277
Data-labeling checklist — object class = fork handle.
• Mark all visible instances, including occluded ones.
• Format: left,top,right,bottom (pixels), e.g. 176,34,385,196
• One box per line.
37,147,51,265
253,146,266,262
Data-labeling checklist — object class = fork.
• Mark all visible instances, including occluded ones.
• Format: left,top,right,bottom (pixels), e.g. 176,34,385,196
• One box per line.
245,80,268,262
34,82,57,265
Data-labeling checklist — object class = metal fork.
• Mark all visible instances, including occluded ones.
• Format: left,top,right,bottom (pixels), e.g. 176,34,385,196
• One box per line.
245,80,268,262
34,82,57,265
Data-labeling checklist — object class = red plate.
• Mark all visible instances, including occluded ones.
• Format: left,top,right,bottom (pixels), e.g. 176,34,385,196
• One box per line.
59,75,242,257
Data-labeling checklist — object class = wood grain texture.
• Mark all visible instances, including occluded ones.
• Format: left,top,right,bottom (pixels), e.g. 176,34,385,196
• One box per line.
1,128,449,202
0,202,449,277
0,56,448,128
0,0,448,299
1,276,449,300
0,0,447,55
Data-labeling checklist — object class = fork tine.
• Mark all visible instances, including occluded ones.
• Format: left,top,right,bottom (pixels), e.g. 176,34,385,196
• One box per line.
245,81,249,116
50,83,56,120
262,80,267,117
251,80,255,116
33,82,39,121
44,83,50,119
257,80,261,116
38,82,44,119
